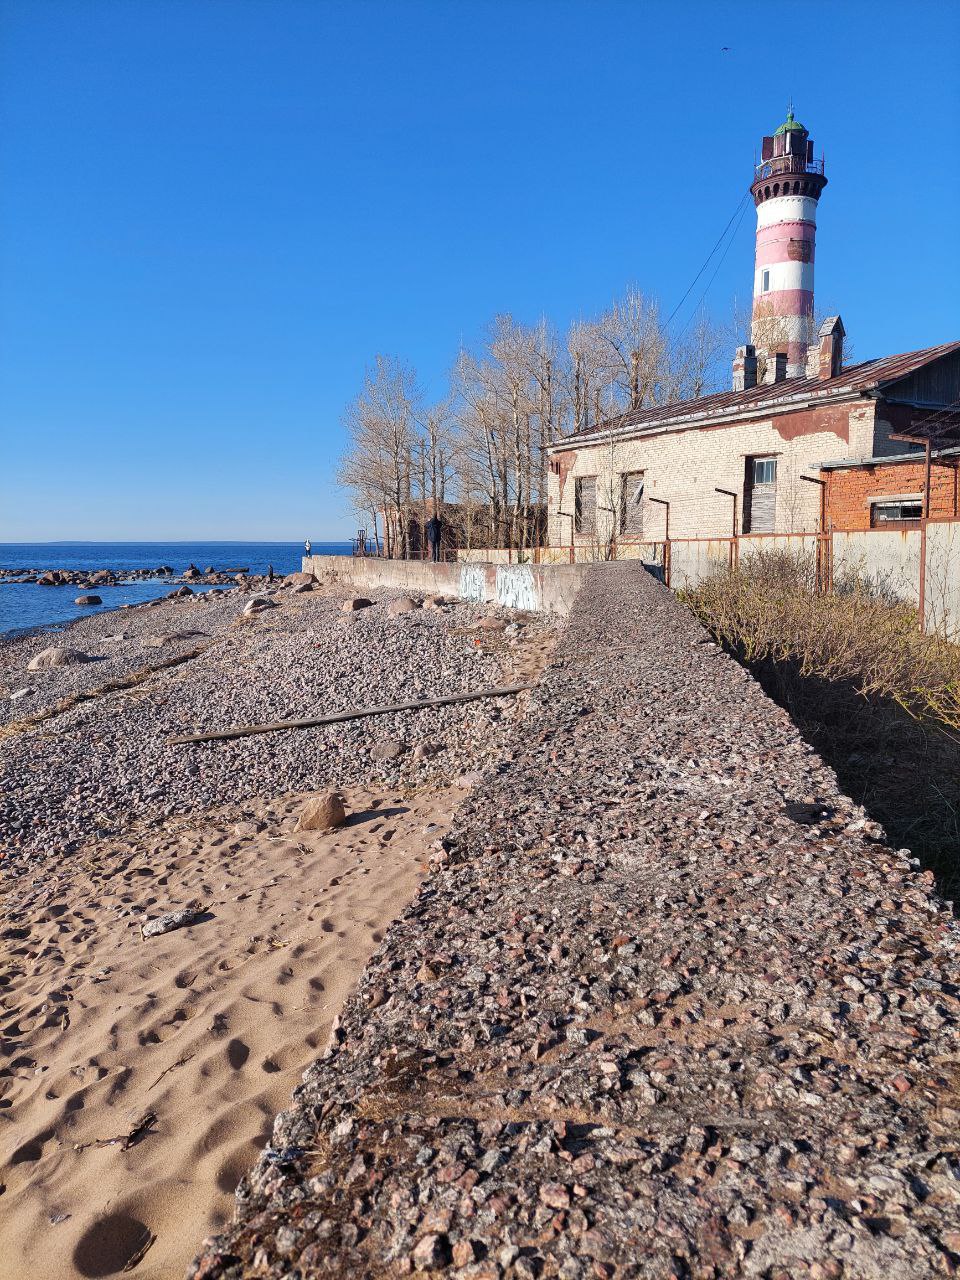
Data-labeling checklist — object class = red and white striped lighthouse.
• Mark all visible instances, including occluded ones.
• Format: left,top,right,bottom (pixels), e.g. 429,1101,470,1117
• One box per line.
750,110,827,378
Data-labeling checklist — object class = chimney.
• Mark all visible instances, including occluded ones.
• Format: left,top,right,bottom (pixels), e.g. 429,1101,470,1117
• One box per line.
732,344,757,392
816,315,845,380
763,351,788,385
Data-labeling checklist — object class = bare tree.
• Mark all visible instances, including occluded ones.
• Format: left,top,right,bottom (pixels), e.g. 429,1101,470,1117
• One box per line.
339,355,420,558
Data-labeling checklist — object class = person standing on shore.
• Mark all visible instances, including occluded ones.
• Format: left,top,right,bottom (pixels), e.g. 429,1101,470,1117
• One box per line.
426,511,442,563
304,538,311,557
267,564,274,582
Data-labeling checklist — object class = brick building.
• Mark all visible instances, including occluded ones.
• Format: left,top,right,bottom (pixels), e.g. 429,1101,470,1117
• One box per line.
545,110,960,552
822,447,960,532
547,332,960,549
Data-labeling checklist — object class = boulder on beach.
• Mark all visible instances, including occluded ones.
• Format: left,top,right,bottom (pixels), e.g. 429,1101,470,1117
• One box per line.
167,585,194,599
27,646,89,671
291,582,313,594
243,596,277,616
342,597,373,612
423,594,447,609
296,791,346,832
386,596,418,616
284,571,317,587
183,565,201,579
74,595,102,606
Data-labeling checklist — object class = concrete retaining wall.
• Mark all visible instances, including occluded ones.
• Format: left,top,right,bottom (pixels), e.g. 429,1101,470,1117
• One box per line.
303,555,592,615
925,520,960,638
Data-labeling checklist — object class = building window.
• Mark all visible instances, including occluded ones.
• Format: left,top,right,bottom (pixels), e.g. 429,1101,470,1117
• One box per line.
762,269,770,292
574,475,596,534
744,455,778,533
619,471,644,535
870,498,923,528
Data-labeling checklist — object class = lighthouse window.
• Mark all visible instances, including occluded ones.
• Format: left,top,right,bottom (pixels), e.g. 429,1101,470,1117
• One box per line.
761,269,770,293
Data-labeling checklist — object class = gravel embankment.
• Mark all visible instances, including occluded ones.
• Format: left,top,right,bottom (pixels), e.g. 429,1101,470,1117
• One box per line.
190,563,959,1279
1,584,554,866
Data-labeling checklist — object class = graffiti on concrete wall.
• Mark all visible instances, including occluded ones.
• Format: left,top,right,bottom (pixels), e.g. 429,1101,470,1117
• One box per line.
495,565,538,612
459,564,487,603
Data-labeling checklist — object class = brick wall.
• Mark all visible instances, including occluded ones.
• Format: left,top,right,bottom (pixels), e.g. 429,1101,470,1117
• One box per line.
547,400,878,545
824,461,960,532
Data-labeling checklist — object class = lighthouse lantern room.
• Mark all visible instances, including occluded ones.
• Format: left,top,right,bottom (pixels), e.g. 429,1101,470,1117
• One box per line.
750,109,828,379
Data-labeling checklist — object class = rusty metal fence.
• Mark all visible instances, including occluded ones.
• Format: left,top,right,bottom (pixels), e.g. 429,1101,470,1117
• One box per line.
456,520,960,638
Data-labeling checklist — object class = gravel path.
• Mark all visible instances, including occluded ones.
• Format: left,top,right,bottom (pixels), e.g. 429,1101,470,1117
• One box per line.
189,563,959,1279
1,584,556,867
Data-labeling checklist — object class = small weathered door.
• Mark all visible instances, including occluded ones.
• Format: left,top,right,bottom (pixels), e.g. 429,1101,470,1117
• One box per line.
746,457,777,533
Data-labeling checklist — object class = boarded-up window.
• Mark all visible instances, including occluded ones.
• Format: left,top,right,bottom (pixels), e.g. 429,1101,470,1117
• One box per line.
574,475,596,534
745,456,777,533
619,471,644,535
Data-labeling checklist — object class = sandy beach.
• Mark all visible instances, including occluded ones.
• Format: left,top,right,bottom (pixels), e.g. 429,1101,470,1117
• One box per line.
0,575,557,1277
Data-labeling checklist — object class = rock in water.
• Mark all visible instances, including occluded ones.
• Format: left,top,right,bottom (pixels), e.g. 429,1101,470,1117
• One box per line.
141,900,205,938
386,597,417,616
296,792,346,832
27,646,89,671
342,597,373,612
74,595,102,606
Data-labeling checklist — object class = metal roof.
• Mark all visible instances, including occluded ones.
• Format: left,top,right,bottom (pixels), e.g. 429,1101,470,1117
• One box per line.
555,340,960,447
820,446,960,471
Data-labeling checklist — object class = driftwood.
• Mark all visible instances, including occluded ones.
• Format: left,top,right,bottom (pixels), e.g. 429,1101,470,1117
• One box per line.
167,684,536,746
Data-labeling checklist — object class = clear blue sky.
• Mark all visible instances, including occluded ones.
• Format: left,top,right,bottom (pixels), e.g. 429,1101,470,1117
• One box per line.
2,0,958,540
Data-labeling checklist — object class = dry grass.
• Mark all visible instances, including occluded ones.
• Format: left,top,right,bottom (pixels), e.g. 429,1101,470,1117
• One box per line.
682,553,960,900
682,552,960,735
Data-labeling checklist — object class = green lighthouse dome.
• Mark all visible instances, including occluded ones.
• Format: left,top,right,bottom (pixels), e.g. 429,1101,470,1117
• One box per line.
774,109,806,137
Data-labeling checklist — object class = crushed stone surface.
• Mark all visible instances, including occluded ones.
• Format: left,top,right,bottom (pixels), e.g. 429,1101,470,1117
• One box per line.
1,581,554,866
187,564,960,1279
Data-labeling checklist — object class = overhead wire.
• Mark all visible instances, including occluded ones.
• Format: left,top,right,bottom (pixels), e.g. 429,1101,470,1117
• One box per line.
675,198,753,339
665,191,751,329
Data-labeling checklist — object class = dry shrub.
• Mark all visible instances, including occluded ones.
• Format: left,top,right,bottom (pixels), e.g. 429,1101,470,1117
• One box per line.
682,553,960,899
683,551,960,734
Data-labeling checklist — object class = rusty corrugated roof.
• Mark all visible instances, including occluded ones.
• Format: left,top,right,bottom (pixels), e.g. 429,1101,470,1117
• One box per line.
557,339,960,444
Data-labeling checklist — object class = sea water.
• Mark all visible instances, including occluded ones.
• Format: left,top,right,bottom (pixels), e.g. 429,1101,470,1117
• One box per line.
0,541,352,636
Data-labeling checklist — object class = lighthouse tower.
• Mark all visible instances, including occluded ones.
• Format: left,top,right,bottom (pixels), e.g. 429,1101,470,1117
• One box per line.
750,109,827,378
